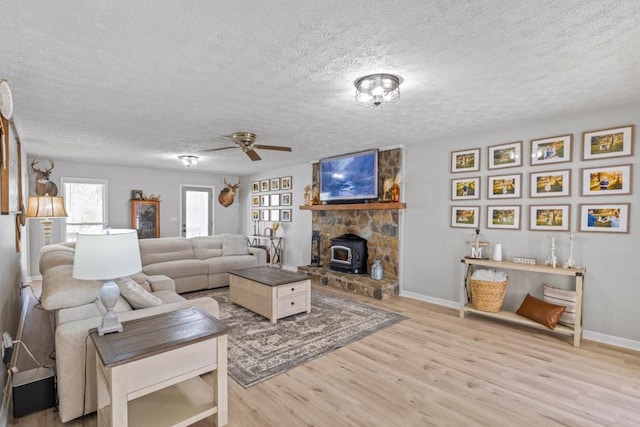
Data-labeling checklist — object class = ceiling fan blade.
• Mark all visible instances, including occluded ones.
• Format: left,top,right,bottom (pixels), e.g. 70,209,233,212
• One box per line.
245,149,262,161
200,146,237,153
253,144,292,152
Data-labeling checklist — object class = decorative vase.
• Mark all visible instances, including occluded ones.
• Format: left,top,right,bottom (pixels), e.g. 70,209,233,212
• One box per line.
371,260,383,280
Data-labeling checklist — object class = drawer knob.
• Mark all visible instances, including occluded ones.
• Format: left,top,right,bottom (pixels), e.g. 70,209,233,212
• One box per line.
291,287,295,291
291,301,295,306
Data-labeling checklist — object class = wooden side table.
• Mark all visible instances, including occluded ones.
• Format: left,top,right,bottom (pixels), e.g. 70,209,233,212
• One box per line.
90,307,230,426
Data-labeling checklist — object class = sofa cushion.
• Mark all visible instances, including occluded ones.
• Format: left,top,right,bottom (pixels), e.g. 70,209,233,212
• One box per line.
222,233,249,256
152,289,186,304
41,264,103,311
203,254,259,275
191,235,223,260
40,249,75,271
117,277,165,309
142,258,209,278
138,237,195,266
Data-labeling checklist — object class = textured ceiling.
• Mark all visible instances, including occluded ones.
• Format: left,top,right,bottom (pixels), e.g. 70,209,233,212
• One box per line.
1,0,639,175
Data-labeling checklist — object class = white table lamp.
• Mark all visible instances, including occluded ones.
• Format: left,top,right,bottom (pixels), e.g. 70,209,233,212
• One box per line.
72,229,142,335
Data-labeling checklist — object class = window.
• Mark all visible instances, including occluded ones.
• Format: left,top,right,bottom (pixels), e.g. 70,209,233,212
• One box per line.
60,178,108,242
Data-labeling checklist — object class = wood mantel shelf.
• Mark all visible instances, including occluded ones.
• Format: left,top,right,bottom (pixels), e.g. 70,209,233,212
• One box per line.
299,202,406,211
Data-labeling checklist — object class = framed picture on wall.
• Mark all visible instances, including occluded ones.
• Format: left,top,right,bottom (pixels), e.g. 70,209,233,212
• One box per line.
451,148,480,173
251,195,260,207
260,195,270,206
281,192,292,206
579,203,629,233
281,209,292,222
580,164,632,196
450,206,480,228
529,169,571,198
252,181,260,193
529,204,570,231
488,141,522,169
270,178,280,191
270,194,280,206
251,209,260,220
530,134,572,166
486,205,521,230
582,125,634,160
260,209,270,221
260,180,270,192
451,177,480,200
487,173,521,199
281,176,292,190
270,209,280,222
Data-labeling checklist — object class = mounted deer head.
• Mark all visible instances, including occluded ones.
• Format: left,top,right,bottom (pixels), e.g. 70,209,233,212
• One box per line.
31,159,59,196
218,177,240,207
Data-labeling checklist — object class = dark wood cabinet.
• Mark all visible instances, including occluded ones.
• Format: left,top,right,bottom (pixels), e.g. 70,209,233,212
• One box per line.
131,200,160,239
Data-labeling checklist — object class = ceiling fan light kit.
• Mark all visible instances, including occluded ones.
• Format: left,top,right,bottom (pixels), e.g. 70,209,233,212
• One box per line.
354,73,403,107
178,155,199,167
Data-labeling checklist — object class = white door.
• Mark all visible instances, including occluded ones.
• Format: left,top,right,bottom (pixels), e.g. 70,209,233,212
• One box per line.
181,186,213,237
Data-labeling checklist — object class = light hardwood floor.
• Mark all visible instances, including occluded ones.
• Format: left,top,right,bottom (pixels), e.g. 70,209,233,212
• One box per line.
9,283,640,426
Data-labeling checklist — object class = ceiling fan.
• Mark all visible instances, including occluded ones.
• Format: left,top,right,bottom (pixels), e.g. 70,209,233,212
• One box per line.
201,131,292,161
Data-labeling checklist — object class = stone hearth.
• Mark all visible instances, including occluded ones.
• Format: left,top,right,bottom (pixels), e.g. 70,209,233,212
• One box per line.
298,266,398,300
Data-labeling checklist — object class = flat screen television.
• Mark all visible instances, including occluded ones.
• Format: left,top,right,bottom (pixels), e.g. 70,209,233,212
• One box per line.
319,149,379,203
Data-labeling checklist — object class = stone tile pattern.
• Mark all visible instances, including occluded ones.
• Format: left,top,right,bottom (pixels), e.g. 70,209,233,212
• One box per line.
306,149,402,299
298,266,398,300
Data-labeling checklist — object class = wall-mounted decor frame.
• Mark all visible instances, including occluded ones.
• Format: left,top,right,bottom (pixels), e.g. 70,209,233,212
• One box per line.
281,176,292,190
260,180,270,192
579,203,629,233
260,195,270,207
131,189,144,200
582,125,634,161
451,148,480,173
486,205,521,230
251,209,259,220
270,209,280,222
529,204,570,231
580,164,632,196
0,116,10,214
281,209,292,222
487,173,521,199
530,134,572,166
451,177,480,200
529,169,571,198
270,178,280,191
450,206,480,228
251,195,260,207
488,141,522,170
260,209,270,221
281,193,292,206
252,181,260,193
270,194,280,207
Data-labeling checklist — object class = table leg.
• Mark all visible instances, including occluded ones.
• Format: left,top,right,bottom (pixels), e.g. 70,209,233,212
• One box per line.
99,364,128,427
213,335,228,426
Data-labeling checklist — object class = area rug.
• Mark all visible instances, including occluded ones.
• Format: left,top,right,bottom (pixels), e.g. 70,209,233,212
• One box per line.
184,287,406,387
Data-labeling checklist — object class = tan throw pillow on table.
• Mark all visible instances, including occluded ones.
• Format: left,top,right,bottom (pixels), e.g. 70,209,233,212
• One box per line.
116,277,165,309
516,293,565,330
222,233,249,256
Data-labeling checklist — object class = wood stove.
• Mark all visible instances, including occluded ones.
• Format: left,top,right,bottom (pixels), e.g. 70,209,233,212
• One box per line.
330,233,367,274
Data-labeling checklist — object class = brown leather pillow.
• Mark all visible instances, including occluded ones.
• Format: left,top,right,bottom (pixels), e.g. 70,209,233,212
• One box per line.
516,293,566,330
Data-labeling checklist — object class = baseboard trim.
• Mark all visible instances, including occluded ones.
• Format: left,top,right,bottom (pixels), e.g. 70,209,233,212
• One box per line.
399,291,640,352
0,287,30,426
25,275,41,282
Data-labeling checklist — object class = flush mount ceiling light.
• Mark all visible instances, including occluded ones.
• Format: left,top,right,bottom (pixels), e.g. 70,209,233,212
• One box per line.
354,73,403,107
178,155,199,167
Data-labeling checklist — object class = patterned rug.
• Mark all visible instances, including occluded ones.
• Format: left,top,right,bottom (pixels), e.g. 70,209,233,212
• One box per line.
184,287,406,387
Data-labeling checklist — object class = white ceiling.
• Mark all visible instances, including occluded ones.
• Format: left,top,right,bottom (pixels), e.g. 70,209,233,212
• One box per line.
2,1,639,175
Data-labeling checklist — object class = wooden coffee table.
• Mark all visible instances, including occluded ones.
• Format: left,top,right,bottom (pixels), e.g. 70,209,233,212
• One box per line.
229,267,311,324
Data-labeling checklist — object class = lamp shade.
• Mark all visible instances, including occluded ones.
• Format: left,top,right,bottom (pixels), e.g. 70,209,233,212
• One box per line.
72,229,142,280
25,195,68,218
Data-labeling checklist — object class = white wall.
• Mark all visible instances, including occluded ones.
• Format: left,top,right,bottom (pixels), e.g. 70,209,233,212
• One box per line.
27,159,242,277
401,102,640,347
241,163,312,270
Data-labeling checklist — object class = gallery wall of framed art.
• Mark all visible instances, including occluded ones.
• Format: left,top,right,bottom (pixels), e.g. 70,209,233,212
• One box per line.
449,124,635,234
251,175,293,222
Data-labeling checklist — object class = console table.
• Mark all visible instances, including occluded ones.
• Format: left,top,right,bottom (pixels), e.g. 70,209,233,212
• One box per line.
247,235,284,268
90,307,230,426
460,258,585,347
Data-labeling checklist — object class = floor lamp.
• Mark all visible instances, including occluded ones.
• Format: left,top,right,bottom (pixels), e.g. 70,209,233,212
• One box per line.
25,195,68,245
72,229,142,335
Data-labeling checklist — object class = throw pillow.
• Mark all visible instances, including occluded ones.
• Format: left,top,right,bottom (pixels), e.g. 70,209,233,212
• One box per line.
222,233,249,256
116,277,165,309
543,284,577,326
516,293,566,330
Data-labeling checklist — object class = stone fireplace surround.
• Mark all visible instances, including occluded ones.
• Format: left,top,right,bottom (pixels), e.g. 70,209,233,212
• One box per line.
298,148,403,300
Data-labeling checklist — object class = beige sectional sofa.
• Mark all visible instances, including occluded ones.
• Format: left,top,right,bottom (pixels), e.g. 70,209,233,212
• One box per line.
39,234,266,422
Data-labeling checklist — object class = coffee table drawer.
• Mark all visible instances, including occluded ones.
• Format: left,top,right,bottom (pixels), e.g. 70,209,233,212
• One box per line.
277,293,308,317
277,281,309,298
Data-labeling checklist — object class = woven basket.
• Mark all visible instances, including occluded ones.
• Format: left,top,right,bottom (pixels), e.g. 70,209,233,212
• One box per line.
470,278,509,312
